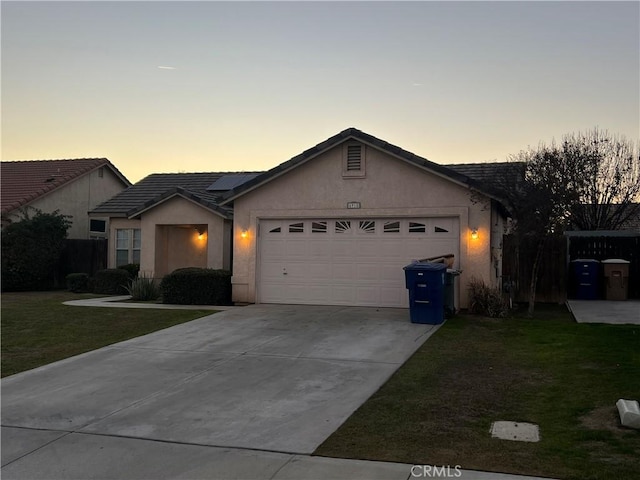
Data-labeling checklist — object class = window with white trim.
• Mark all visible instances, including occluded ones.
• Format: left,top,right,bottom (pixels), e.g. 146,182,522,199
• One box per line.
116,228,141,266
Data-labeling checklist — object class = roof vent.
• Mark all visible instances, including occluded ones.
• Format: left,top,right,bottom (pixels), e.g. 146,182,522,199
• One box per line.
346,145,362,171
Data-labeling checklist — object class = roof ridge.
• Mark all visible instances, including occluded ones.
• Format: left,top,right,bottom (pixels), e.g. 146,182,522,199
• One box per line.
1,158,108,163
146,171,264,176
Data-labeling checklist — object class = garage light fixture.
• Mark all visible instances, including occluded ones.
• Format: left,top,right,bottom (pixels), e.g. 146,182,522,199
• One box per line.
471,228,479,240
241,229,248,238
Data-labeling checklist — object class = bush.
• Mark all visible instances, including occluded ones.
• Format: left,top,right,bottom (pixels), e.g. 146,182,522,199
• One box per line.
1,209,71,291
92,268,131,295
118,263,140,279
468,277,509,318
66,273,89,293
160,268,232,305
125,275,160,301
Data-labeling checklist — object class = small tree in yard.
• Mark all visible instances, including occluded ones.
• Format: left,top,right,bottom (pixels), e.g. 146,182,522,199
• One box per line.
490,128,639,316
1,209,71,291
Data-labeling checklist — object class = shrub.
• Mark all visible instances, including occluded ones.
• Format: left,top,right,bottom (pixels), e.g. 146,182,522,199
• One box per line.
468,277,509,318
1,209,71,291
160,268,232,305
125,275,160,301
66,273,89,293
92,268,131,295
118,263,140,279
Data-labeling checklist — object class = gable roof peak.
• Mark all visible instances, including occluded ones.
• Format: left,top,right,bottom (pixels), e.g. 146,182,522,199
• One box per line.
220,128,506,206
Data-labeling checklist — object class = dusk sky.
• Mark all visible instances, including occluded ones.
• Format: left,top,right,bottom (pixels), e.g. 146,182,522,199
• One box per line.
2,1,639,183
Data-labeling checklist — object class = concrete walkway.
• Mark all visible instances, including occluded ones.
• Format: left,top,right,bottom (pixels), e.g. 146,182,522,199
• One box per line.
567,300,640,324
63,295,238,310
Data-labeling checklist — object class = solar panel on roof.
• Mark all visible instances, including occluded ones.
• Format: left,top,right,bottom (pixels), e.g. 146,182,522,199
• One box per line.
206,173,259,191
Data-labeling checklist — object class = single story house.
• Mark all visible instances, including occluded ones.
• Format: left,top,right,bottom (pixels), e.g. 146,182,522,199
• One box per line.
1,158,130,239
91,128,511,309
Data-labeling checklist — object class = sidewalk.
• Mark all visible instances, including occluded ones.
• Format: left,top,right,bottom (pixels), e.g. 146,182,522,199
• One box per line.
1,427,556,480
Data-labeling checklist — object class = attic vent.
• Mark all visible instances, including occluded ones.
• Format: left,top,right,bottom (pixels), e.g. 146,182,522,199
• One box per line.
342,143,366,178
346,145,362,171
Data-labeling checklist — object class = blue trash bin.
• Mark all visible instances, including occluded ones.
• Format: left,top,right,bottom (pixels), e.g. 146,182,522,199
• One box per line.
571,259,600,300
403,261,447,324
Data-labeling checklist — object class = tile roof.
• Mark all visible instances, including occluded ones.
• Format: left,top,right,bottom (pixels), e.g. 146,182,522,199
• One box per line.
220,128,511,207
1,158,130,215
444,161,524,184
91,131,523,220
90,172,261,219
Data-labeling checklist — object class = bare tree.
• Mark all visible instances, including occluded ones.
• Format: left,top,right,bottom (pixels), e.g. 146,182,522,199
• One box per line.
564,128,640,230
491,128,640,316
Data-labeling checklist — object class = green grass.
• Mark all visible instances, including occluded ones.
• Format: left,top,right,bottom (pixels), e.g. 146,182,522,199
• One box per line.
315,304,640,480
1,291,214,378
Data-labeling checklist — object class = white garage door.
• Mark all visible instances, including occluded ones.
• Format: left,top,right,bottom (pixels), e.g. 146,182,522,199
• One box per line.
258,218,459,307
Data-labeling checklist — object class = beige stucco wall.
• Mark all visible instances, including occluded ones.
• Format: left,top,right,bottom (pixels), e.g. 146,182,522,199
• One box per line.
10,167,127,239
137,196,229,278
231,142,497,308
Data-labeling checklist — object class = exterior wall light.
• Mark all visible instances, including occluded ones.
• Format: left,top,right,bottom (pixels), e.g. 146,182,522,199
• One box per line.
471,228,479,240
241,229,248,239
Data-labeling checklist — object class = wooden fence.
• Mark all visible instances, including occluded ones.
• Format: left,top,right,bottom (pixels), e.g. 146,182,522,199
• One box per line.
55,238,108,287
503,233,640,303
502,235,567,303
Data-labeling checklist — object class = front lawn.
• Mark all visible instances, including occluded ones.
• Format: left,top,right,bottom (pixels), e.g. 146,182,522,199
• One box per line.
1,291,214,378
316,305,640,480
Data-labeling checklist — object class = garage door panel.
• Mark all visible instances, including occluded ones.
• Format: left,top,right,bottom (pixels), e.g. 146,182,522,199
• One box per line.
332,264,356,281
303,263,332,280
356,264,380,282
356,240,383,258
331,240,356,258
259,217,459,308
331,286,356,304
379,286,403,305
260,262,287,281
261,241,285,257
307,240,332,259
355,286,379,305
283,240,308,258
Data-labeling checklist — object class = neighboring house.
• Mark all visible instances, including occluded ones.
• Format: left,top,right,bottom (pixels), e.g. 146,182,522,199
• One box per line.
91,128,511,309
1,158,131,239
219,128,509,309
89,173,259,276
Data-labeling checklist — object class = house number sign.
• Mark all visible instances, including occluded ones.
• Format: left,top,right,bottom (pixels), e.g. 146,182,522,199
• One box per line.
347,202,361,209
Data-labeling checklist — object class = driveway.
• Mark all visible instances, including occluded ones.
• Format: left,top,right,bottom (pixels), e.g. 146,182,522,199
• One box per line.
2,305,438,477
